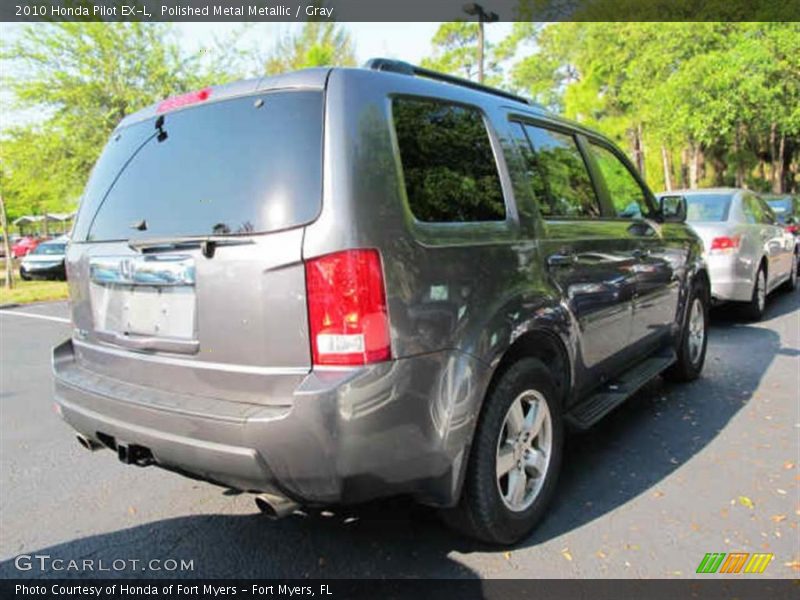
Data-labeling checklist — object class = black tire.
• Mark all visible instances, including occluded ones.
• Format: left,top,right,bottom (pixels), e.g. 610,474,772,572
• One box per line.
19,269,30,281
743,264,767,321
781,252,798,292
441,358,564,545
664,278,709,383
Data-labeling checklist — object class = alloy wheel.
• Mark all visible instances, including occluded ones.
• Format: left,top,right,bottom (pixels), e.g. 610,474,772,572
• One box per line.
496,390,552,512
687,297,705,366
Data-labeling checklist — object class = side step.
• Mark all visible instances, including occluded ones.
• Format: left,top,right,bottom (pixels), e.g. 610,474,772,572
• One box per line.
566,351,676,431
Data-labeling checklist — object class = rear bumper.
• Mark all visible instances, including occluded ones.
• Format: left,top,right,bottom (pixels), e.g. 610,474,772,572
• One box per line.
53,339,488,507
21,262,66,280
706,253,754,302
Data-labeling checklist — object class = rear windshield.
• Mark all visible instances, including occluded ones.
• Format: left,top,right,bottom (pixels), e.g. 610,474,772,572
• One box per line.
32,243,66,255
685,194,732,222
72,91,323,242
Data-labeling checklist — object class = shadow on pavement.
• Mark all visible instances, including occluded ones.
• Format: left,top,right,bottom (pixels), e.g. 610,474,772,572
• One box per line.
1,292,795,577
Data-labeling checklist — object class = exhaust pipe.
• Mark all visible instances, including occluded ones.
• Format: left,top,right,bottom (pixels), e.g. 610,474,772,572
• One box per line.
254,493,299,520
76,434,101,451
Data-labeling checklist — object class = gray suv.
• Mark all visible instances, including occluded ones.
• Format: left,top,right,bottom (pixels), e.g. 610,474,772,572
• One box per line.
54,60,709,544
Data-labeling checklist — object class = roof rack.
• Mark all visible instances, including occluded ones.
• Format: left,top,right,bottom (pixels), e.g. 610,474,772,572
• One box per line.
363,58,531,106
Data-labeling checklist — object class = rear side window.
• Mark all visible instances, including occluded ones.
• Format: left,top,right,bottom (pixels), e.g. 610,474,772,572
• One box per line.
515,123,600,218
73,91,323,242
743,195,770,224
685,194,733,222
392,97,506,223
587,142,651,219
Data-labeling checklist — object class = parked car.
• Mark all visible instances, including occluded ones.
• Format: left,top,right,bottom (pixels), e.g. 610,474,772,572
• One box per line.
0,234,18,258
12,235,42,258
54,60,711,544
660,188,797,320
19,239,68,280
763,194,799,236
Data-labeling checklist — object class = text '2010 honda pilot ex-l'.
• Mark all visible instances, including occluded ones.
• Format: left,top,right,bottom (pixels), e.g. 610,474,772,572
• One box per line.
54,60,709,544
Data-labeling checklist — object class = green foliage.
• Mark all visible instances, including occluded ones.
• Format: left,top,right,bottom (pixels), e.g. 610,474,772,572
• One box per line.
264,22,355,75
505,22,800,193
421,22,503,86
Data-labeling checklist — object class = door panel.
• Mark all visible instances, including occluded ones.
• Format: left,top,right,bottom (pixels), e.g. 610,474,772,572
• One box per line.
585,141,679,345
542,221,637,375
508,121,637,377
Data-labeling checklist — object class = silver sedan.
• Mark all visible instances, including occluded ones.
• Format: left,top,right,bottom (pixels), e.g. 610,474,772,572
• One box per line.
659,188,798,320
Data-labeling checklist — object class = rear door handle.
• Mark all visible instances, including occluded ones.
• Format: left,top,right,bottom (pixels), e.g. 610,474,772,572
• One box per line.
547,253,577,267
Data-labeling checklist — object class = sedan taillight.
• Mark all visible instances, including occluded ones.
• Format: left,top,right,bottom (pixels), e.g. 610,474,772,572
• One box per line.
709,235,740,254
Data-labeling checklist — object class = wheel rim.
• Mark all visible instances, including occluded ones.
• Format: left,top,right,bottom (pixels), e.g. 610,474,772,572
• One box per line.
757,270,766,312
496,390,552,512
687,297,705,365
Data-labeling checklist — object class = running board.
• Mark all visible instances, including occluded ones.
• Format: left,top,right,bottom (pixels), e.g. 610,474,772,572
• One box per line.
566,351,676,430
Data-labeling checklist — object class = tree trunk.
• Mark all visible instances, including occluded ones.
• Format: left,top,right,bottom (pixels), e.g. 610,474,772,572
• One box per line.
631,125,645,177
769,122,779,192
661,145,673,191
775,133,786,193
0,194,13,290
680,147,689,189
734,124,745,188
689,143,700,189
637,123,646,180
477,21,485,84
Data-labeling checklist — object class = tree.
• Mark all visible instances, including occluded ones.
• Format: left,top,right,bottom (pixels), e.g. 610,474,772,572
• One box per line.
0,190,13,290
264,22,355,75
505,23,800,193
422,22,503,86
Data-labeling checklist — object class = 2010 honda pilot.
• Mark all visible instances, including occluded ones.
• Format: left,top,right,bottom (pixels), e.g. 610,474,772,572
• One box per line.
54,60,709,544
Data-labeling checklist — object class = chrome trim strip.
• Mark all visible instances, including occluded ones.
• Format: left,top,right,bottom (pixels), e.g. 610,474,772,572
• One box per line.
90,255,196,286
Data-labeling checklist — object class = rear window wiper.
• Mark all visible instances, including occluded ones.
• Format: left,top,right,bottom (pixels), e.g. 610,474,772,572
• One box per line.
128,235,254,258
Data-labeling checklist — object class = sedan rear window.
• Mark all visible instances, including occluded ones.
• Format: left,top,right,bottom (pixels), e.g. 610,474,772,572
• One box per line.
32,243,66,255
685,194,732,222
72,91,323,242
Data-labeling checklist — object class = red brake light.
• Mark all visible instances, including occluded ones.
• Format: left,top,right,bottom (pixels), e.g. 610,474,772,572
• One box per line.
305,249,391,366
156,87,212,114
709,235,740,252
786,224,799,234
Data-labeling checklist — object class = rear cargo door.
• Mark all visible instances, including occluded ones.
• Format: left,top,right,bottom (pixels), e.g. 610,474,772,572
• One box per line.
66,89,324,406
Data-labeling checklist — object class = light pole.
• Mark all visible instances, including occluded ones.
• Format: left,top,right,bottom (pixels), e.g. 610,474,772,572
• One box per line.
463,3,499,83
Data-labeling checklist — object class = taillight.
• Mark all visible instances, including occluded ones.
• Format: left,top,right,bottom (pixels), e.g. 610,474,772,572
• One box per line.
156,87,212,113
786,224,799,234
709,235,740,253
305,249,391,366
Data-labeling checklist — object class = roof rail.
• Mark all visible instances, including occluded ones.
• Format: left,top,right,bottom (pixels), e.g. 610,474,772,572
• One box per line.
363,57,531,106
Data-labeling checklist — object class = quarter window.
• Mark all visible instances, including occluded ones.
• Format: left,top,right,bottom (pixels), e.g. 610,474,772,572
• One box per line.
744,195,767,224
588,142,651,219
514,123,601,218
392,97,506,223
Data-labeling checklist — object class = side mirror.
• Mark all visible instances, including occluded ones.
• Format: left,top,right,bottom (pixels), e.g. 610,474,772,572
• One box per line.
659,195,687,223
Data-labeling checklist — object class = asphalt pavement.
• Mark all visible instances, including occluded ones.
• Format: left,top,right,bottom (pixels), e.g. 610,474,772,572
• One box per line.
0,292,798,579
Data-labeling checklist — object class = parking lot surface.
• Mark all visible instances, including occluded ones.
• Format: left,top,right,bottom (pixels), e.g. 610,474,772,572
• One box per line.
1,294,798,579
